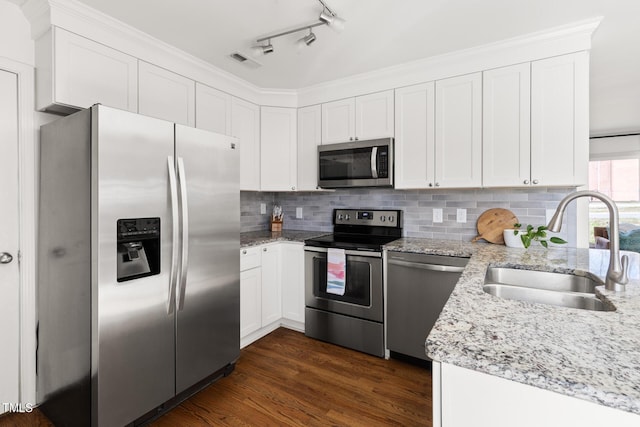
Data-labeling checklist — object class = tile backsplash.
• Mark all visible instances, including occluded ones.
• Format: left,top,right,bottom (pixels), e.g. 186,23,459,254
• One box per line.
241,187,577,243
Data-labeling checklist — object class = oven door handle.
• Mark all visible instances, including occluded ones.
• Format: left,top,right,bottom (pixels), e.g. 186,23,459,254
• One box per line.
387,258,466,273
370,146,378,178
304,246,382,258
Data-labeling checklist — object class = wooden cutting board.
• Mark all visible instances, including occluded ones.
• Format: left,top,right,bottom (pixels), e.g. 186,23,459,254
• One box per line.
471,208,519,244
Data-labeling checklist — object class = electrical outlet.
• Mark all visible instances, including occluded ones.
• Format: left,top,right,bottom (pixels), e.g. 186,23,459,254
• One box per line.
456,208,467,223
260,203,266,215
433,208,443,223
296,207,303,219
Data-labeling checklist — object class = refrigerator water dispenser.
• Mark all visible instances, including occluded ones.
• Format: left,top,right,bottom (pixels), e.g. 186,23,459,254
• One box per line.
117,218,161,282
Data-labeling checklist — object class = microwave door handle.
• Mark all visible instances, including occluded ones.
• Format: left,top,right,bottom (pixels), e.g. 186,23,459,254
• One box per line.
370,146,378,178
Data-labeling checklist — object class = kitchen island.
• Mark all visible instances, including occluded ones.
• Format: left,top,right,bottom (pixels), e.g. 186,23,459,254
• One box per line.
385,238,640,426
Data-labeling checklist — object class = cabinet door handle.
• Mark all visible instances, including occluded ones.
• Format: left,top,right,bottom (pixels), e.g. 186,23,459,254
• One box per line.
523,179,529,185
242,249,247,255
263,247,267,252
532,179,539,185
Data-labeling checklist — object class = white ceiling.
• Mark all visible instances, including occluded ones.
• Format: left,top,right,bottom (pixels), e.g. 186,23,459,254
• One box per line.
74,0,640,136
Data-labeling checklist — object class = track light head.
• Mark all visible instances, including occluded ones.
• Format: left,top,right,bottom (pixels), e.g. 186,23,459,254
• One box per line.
251,40,274,57
319,9,345,32
302,30,316,46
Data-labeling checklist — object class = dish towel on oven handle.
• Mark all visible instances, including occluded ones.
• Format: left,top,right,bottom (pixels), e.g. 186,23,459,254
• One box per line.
326,248,346,296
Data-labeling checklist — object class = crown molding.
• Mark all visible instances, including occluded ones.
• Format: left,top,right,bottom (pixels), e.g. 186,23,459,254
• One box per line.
16,1,600,109
20,0,297,106
297,17,602,106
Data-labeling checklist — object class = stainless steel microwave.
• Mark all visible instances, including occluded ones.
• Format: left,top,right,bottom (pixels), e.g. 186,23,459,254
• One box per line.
318,138,394,188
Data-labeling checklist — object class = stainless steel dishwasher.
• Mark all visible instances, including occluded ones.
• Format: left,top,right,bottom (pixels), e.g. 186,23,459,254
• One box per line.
387,251,469,361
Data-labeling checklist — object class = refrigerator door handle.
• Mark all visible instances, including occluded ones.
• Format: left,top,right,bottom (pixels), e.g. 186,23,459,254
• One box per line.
167,156,179,314
177,157,189,311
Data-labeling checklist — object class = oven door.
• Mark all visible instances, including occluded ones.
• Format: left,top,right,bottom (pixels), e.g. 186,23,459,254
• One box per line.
304,247,383,322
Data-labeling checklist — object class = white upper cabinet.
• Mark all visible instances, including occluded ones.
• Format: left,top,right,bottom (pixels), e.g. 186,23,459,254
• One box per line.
36,27,138,114
260,106,298,191
321,90,394,144
195,83,231,135
435,73,482,188
531,52,589,187
231,97,260,191
321,97,355,144
355,90,395,140
394,82,436,189
297,105,322,191
482,63,531,187
138,61,195,126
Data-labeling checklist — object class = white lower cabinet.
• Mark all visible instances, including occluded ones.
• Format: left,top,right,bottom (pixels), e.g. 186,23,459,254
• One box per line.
433,362,640,427
260,244,281,325
240,242,305,347
280,243,305,324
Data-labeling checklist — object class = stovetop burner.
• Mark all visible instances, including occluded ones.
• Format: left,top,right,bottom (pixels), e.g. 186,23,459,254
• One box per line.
304,209,403,251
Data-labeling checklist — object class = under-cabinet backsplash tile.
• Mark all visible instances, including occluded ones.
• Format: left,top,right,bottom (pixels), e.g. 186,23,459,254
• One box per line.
240,187,577,243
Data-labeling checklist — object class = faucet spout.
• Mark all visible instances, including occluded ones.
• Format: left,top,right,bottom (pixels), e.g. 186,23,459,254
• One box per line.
548,190,629,291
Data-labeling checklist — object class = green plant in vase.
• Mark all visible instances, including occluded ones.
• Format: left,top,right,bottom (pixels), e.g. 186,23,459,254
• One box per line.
513,223,568,248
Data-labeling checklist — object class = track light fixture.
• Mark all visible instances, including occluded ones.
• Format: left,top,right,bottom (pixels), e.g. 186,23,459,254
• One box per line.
251,0,344,56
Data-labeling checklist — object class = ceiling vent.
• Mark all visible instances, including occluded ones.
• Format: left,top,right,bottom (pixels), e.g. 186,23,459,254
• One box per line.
229,52,262,69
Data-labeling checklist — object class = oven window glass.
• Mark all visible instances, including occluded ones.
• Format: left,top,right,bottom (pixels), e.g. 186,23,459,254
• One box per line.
319,147,375,180
313,256,371,306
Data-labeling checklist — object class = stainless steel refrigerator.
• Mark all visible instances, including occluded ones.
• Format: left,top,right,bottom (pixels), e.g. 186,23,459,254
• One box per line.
37,105,240,426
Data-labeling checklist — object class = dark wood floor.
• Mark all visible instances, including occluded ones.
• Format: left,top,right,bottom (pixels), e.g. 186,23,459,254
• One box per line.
0,328,432,426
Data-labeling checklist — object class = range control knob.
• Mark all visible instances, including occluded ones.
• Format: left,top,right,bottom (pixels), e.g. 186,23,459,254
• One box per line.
388,215,394,223
345,214,351,221
380,215,386,222
337,214,343,220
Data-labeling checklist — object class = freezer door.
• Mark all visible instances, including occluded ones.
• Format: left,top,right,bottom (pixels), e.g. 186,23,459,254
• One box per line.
94,106,176,426
174,125,240,393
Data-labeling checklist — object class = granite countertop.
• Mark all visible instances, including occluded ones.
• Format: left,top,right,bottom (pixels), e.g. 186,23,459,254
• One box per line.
385,238,640,416
240,229,328,247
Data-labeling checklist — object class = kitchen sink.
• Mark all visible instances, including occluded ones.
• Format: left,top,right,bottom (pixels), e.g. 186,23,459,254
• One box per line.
483,267,615,312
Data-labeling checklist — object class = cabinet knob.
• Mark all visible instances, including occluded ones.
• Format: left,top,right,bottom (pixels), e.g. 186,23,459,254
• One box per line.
242,249,247,254
349,137,353,141
291,186,295,190
428,183,433,187
523,179,529,185
355,137,359,141
532,179,539,185
263,247,267,252
435,182,440,187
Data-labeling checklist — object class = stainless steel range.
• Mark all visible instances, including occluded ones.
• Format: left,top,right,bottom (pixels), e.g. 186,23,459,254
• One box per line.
304,209,402,357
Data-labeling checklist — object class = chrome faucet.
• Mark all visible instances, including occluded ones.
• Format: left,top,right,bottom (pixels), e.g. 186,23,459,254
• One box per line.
547,190,629,291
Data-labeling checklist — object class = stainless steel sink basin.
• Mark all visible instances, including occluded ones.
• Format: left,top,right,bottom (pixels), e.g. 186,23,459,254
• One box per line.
483,267,615,312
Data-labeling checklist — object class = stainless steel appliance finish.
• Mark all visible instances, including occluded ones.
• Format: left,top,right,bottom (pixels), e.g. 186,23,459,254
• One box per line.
318,138,394,188
387,251,468,361
37,105,240,427
304,209,401,357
